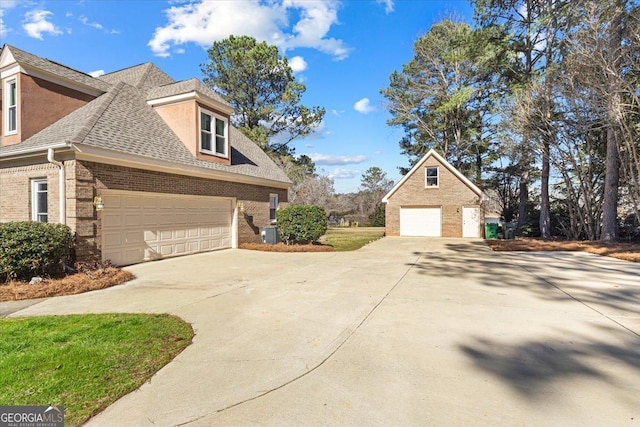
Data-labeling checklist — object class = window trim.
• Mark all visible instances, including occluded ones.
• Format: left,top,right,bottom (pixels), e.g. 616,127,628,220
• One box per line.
425,167,439,188
4,78,18,136
269,193,278,223
198,106,228,158
31,178,48,223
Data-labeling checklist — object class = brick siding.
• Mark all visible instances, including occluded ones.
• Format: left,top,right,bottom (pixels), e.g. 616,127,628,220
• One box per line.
1,159,288,261
75,161,287,260
385,156,481,237
0,162,61,223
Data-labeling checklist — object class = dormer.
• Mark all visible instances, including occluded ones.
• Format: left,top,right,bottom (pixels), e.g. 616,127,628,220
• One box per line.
0,44,110,147
147,79,234,166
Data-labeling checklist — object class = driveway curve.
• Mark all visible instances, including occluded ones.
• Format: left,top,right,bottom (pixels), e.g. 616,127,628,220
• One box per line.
9,238,640,426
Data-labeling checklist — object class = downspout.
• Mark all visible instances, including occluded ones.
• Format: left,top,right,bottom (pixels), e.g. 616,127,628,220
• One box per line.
47,148,66,225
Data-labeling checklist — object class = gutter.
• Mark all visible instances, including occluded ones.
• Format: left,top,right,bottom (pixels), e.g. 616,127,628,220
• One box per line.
0,142,69,158
47,147,66,225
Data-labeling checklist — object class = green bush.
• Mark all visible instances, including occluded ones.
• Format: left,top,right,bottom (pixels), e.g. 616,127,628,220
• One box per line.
0,222,73,281
367,204,386,227
276,205,328,244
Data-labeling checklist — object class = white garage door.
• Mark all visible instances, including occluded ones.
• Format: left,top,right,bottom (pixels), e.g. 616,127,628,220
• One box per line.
101,191,232,266
400,207,442,237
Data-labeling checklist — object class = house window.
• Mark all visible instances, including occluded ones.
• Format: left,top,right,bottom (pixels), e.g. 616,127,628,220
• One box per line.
31,178,48,223
269,194,278,223
425,167,439,188
199,108,228,157
5,79,18,135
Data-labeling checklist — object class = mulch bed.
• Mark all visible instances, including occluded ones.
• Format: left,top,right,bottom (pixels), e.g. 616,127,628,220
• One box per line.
239,242,335,252
0,268,135,302
486,238,640,263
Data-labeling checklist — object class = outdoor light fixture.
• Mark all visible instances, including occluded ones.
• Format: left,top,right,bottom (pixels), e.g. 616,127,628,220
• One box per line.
93,196,105,211
238,202,245,212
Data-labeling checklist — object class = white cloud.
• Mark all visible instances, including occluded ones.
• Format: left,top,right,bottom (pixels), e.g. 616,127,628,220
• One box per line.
0,1,20,37
305,143,314,149
308,153,368,165
79,15,102,30
289,55,307,73
354,97,375,114
79,14,119,34
148,0,351,60
328,168,359,179
376,0,394,14
331,109,345,116
23,9,62,40
88,69,105,77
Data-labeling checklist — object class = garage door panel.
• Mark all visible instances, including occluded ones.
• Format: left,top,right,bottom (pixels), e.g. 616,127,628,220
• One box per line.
123,231,144,244
102,213,123,227
400,207,442,237
144,230,158,242
102,192,232,266
124,197,142,209
103,232,123,246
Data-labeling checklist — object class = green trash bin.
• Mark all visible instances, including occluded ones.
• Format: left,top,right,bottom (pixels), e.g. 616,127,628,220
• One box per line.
485,223,499,239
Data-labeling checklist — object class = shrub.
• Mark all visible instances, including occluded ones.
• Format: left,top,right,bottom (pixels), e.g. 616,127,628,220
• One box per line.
276,205,328,244
0,222,73,281
367,204,386,227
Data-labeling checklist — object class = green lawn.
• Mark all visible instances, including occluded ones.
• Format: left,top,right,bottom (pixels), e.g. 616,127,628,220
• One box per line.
0,313,193,427
323,227,385,251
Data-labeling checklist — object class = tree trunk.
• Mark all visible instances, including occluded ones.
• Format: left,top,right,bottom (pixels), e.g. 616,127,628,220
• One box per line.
517,165,529,235
540,140,551,238
600,5,623,242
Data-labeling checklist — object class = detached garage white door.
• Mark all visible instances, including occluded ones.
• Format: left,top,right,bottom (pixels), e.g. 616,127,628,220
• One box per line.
400,207,442,237
101,191,232,266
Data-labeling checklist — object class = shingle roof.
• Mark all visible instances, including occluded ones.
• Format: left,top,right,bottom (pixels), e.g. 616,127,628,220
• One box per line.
147,78,232,109
6,45,111,93
99,63,174,92
0,82,290,184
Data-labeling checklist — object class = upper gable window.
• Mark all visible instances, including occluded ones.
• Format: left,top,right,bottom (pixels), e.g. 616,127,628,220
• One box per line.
425,167,439,188
4,79,18,135
199,107,228,158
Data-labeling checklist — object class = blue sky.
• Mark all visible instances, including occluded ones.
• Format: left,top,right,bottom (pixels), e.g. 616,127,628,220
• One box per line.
0,0,472,193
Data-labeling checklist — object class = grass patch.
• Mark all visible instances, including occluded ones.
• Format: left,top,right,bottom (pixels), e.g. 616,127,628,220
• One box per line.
323,227,385,252
239,227,385,252
486,238,640,263
0,313,193,426
0,268,135,302
240,242,335,252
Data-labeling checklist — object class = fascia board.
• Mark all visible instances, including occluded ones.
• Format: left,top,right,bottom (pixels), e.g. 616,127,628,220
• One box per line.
147,91,234,115
72,143,289,189
0,142,70,159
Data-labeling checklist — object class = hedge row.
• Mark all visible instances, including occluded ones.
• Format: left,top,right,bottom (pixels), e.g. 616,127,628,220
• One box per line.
0,222,73,281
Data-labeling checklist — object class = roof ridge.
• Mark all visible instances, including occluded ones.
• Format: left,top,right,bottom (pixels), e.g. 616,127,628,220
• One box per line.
101,62,150,77
136,63,153,89
72,82,127,144
8,44,96,79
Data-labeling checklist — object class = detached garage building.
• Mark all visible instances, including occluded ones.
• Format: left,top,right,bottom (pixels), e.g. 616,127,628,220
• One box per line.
382,149,483,238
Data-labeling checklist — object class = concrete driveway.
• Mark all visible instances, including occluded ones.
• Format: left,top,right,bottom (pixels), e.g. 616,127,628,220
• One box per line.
6,238,640,426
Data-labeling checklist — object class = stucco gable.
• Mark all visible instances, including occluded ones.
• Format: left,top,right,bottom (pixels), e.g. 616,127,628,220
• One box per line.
382,149,483,203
